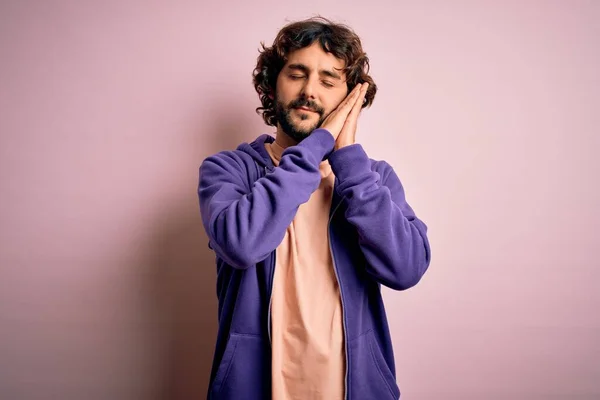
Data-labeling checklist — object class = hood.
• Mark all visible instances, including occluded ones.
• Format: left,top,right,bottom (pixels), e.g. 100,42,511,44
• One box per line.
237,133,276,167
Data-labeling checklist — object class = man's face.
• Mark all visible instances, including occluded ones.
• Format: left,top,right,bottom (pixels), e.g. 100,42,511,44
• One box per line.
274,42,348,142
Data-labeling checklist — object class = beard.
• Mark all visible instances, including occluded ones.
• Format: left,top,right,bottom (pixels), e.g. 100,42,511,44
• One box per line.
274,95,326,143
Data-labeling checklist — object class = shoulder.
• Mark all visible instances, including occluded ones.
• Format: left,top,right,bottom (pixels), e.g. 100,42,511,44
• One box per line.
201,149,256,172
199,148,263,190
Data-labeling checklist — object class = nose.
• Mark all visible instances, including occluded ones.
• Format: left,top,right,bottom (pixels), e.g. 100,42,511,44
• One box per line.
300,76,317,100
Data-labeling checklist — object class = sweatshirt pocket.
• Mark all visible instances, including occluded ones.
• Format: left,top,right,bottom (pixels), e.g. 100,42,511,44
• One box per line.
349,330,400,400
209,333,269,399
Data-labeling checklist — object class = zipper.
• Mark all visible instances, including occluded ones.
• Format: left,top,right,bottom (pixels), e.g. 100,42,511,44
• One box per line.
267,252,276,345
328,196,348,400
265,164,276,346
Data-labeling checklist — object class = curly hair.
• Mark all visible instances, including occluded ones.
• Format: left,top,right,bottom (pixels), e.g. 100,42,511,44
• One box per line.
252,16,378,127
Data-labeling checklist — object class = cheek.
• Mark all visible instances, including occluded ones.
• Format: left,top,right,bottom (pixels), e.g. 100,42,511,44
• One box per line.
273,75,286,101
275,77,300,103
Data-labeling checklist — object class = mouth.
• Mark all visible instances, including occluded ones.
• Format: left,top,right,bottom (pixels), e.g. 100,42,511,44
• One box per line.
294,107,317,113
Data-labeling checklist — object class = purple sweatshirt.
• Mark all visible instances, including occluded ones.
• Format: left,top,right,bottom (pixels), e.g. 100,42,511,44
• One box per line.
198,128,431,399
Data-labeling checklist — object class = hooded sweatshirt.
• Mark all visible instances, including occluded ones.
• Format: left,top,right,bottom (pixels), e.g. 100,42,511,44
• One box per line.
198,128,431,400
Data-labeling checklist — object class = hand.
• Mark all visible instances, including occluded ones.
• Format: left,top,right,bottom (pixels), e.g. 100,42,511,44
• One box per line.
320,83,365,141
335,82,369,150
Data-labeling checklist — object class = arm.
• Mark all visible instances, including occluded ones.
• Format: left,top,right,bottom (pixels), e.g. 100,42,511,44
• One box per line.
198,129,334,269
328,144,431,290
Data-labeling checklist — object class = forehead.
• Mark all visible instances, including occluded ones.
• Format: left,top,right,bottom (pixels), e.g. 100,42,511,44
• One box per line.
284,42,346,73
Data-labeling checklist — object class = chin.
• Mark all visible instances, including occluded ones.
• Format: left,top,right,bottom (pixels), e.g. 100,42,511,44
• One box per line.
290,120,316,132
295,126,317,136
294,114,317,123
283,128,312,143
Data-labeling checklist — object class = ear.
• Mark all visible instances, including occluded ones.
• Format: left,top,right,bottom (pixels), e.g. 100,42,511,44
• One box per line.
267,91,275,100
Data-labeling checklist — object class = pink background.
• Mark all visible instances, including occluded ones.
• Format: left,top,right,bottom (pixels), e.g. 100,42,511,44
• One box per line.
1,1,599,399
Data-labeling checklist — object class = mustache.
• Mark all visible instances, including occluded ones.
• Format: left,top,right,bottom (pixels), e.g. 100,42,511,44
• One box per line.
289,98,324,115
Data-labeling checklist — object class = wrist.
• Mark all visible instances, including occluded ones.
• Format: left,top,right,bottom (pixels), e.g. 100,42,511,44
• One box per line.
334,140,353,151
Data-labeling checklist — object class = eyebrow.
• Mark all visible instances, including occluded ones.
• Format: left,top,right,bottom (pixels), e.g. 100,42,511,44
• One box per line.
287,63,343,80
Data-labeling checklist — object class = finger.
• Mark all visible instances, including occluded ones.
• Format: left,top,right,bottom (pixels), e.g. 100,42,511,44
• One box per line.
348,83,368,119
340,83,368,136
347,82,362,96
337,84,362,116
340,85,367,132
320,84,363,133
341,83,362,107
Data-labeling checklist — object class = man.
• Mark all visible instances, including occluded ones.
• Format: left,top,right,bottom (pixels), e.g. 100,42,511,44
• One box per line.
198,16,431,400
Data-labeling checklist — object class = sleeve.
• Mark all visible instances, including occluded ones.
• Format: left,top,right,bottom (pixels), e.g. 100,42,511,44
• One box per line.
198,129,335,269
328,143,431,290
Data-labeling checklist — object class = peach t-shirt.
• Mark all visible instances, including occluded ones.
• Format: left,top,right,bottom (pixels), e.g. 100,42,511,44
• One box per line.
265,140,345,400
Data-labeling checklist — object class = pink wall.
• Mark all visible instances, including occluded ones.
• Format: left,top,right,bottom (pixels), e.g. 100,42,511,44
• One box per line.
1,1,599,398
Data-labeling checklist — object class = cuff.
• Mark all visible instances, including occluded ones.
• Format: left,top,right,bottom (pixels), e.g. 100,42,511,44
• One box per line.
296,128,336,161
328,144,371,181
